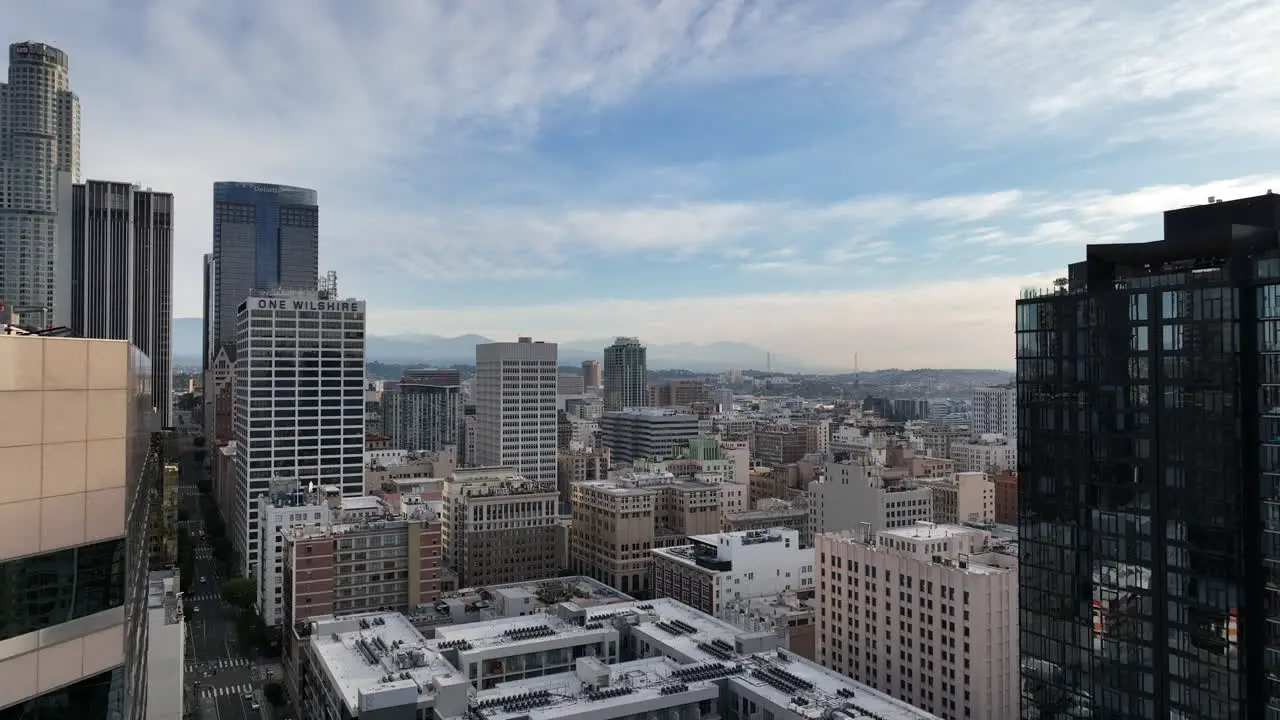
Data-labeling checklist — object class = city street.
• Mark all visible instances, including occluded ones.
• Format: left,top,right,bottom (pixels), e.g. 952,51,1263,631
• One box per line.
179,438,269,720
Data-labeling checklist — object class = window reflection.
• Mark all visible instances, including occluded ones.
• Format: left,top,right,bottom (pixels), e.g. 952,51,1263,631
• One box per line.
0,667,122,719
0,539,125,642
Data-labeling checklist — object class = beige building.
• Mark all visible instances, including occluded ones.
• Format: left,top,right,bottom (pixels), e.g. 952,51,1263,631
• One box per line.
556,447,606,504
568,471,720,597
920,471,995,526
816,524,1018,720
0,333,155,717
441,467,560,587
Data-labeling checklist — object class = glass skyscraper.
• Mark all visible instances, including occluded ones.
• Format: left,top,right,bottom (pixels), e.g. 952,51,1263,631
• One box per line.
207,182,318,362
1017,193,1280,718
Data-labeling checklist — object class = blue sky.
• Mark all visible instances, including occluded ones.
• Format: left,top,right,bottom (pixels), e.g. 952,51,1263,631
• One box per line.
12,0,1280,369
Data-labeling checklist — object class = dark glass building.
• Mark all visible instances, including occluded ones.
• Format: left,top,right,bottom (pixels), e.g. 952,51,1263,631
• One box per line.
207,182,318,364
1016,192,1280,718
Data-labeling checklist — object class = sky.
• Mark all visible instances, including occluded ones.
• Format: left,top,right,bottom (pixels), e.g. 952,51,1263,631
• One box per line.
10,0,1280,370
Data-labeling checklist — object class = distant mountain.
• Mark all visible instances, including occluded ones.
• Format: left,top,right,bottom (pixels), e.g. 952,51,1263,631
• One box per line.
171,318,818,372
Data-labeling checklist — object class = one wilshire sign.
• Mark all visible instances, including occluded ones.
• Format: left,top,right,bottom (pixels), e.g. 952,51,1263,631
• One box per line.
252,297,363,313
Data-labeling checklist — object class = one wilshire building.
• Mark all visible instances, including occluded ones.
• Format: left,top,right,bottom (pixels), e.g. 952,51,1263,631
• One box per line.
1016,193,1280,718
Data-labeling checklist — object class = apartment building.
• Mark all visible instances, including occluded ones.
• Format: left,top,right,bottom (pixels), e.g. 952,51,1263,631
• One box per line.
598,407,700,464
648,378,710,407
753,424,810,467
441,467,560,587
970,385,1015,439
474,338,558,482
918,471,995,526
298,599,940,720
816,524,1019,720
651,528,813,617
556,448,605,504
568,471,721,597
992,471,1017,525
810,461,933,536
948,435,1016,474
0,334,154,718
602,336,647,411
384,368,461,454
254,483,333,628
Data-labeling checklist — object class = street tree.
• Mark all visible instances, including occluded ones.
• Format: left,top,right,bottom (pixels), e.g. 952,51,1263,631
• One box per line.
263,682,285,706
221,577,257,609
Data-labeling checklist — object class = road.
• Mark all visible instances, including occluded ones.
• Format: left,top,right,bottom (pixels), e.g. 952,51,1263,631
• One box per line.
179,435,268,720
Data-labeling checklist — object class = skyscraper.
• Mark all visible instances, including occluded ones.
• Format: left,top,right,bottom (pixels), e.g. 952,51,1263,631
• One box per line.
603,336,647,411
474,337,558,481
581,359,601,389
1017,192,1280,718
66,180,174,426
384,368,462,454
209,182,318,364
0,42,80,323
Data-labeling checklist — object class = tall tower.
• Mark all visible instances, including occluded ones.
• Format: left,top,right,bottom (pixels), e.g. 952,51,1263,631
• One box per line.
0,42,80,324
581,359,601,389
1017,192,1280,718
67,181,174,425
474,337,558,481
603,336,647,411
385,368,462,453
210,181,318,362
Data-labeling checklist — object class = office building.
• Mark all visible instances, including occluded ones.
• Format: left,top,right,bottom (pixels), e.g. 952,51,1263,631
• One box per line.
817,523,1019,719
581,359,601,389
230,290,365,575
918,471,995,526
0,334,154,718
809,461,933,538
0,42,80,325
598,407,700,464
298,599,940,720
947,435,1016,474
384,368,461,453
648,378,711,408
441,467,560,587
209,181,318,362
651,528,813,617
474,338,558,482
569,471,720,596
724,500,812,546
602,336,647,411
254,481,332,628
752,424,810,467
970,385,1015,439
65,180,174,425
1016,192,1280,718
557,373,585,396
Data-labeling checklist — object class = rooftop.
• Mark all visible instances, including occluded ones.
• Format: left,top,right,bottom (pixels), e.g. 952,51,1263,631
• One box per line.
407,576,633,627
147,569,182,625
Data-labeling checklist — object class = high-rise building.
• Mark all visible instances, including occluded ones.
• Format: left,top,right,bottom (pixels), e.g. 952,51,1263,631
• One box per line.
474,337,558,482
1016,192,1280,718
603,336,647,410
209,182,318,363
0,334,155,719
581,359,601,389
0,42,80,325
597,407,700,464
65,181,174,426
384,368,461,453
231,290,365,575
970,385,1015,439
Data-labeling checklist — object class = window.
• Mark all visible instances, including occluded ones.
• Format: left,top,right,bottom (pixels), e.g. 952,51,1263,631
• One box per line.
0,667,122,720
0,539,125,642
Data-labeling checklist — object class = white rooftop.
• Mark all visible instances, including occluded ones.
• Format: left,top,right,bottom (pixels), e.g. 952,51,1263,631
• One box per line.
341,495,385,511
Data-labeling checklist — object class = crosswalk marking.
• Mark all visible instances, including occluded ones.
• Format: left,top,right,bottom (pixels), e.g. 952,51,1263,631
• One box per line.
185,592,221,602
199,682,254,699
186,657,251,673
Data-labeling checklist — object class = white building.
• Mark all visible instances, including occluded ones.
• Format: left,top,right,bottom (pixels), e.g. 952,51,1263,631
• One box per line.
949,434,1017,474
474,337,558,482
231,291,366,575
145,570,184,720
254,484,333,627
651,528,814,617
810,461,933,536
301,599,941,720
817,523,1019,720
598,407,701,464
970,385,1016,439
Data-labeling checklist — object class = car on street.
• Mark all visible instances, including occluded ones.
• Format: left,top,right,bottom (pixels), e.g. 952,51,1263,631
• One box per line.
200,576,206,583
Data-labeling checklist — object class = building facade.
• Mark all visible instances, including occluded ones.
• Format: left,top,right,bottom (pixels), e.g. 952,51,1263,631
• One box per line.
231,291,365,575
66,180,174,425
0,42,80,324
581,359,601,389
441,467,560,587
598,407,700,464
384,368,461,454
651,528,813,617
1016,193,1280,718
474,338,558,482
209,182,318,361
970,385,1016,439
603,336,647,411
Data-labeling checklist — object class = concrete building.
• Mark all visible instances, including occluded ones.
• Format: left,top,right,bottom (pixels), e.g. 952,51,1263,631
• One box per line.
602,336,647,411
555,447,605,504
297,599,940,720
753,424,809,467
384,368,462,454
147,460,180,568
992,470,1017,525
724,499,812,547
557,373,585,396
648,378,710,407
231,291,366,575
66,180,174,425
970,385,1015,439
919,471,995,526
569,472,721,596
817,523,1019,719
598,407,700,464
651,528,814,617
441,467,560,587
208,182,318,361
0,42,80,325
144,569,184,720
254,482,333,627
580,359,600,389
948,434,1016,474
721,589,816,661
0,334,154,718
810,461,933,536
474,338,558,482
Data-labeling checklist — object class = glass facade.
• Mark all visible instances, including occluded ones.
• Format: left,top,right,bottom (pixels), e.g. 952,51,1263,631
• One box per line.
1017,194,1280,718
0,539,125,642
0,667,123,720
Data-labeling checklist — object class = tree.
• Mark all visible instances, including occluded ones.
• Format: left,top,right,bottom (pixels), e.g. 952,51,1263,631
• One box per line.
192,435,206,447
197,479,212,495
263,682,285,706
221,577,256,610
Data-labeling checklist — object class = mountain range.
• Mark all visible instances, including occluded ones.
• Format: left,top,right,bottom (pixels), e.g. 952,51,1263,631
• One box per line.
171,318,824,372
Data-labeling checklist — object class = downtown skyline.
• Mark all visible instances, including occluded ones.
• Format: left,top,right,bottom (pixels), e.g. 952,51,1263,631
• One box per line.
9,0,1280,369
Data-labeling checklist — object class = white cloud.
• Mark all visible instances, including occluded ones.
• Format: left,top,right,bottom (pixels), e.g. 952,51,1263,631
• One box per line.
371,271,1055,370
